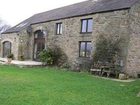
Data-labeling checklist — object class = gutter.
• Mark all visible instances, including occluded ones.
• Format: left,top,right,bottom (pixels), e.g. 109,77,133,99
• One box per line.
31,7,130,25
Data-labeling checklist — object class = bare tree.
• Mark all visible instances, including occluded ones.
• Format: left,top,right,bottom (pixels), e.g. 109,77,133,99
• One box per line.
0,19,11,34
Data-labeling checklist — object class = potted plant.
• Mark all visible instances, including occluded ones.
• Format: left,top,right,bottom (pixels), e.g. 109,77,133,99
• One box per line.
19,55,24,61
7,54,14,64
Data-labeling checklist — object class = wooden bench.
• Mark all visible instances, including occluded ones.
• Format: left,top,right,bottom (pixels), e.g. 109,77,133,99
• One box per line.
101,70,112,77
101,66,120,78
90,69,102,75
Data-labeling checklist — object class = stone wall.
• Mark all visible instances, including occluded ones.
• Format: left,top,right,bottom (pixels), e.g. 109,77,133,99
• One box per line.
126,1,140,77
0,33,19,59
18,29,33,60
0,34,2,56
32,9,130,70
1,5,138,76
0,30,33,60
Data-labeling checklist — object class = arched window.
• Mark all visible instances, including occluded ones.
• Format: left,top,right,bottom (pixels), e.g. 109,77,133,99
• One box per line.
34,30,45,38
3,41,12,57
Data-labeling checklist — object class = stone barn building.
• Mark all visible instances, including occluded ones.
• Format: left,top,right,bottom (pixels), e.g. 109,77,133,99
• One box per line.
0,0,140,77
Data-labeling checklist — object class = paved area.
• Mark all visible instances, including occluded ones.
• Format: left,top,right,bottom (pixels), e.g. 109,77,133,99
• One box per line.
0,58,42,66
94,75,135,83
0,58,7,62
0,61,5,65
111,78,135,82
137,92,140,97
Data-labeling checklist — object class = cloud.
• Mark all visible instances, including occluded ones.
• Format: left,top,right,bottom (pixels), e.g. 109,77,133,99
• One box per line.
0,0,85,26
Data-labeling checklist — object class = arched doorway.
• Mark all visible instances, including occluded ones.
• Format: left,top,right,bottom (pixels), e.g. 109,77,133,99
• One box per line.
33,30,45,60
3,41,12,58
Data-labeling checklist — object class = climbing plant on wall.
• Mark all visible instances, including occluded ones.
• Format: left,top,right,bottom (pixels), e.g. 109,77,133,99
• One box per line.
93,35,124,65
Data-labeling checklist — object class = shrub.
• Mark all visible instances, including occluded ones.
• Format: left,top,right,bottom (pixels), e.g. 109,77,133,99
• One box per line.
7,54,14,59
19,55,24,61
39,49,53,65
60,62,71,69
53,46,68,67
93,35,123,67
39,46,68,66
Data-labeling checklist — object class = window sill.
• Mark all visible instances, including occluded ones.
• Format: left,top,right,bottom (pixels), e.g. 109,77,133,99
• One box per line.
79,56,91,59
79,34,92,37
56,34,62,35
78,57,92,61
80,32,92,34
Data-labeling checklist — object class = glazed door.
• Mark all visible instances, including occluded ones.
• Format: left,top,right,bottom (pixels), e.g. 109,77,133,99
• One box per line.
33,30,45,61
34,39,45,60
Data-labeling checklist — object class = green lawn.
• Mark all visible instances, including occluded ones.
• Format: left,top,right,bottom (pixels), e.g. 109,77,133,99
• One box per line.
0,65,140,105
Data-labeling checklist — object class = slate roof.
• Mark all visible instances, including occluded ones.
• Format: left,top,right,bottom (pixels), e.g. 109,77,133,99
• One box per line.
3,0,139,34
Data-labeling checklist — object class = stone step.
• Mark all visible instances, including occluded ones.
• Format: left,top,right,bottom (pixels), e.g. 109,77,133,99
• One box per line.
0,61,6,65
0,57,43,67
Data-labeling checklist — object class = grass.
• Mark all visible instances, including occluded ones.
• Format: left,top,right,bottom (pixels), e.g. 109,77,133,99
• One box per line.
0,65,140,105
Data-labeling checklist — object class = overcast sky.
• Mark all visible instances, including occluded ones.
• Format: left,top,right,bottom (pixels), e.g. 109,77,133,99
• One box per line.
0,0,86,26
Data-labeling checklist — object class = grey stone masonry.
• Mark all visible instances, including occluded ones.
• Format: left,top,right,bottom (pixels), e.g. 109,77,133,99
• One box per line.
31,9,130,71
0,33,19,59
0,0,140,77
126,1,140,77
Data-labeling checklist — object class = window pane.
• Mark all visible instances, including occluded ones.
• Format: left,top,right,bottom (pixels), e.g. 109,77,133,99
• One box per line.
60,23,62,34
81,20,87,33
86,42,92,57
34,30,44,38
56,24,60,34
56,23,62,34
80,42,86,57
3,41,11,57
87,19,93,32
35,33,38,38
42,43,45,50
38,31,44,38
